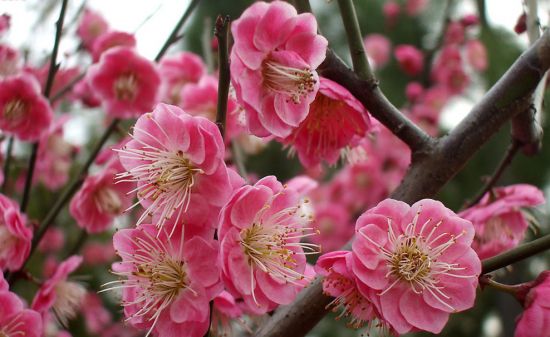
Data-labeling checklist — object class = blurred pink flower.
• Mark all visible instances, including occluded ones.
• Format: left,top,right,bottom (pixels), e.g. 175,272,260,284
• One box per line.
405,82,424,102
77,8,110,51
82,241,116,265
405,0,428,16
82,293,112,334
283,77,371,168
88,47,160,118
70,160,133,233
218,176,316,314
460,14,479,27
383,2,401,28
311,203,354,252
466,39,488,71
0,194,31,271
159,51,205,105
72,78,101,107
395,45,424,76
35,116,76,190
32,256,85,326
117,103,240,231
37,228,65,253
363,34,391,68
111,224,221,337
444,22,465,45
515,271,550,337
0,44,19,77
0,14,10,35
230,1,328,138
352,199,481,334
0,74,53,141
91,30,137,62
211,291,244,337
459,184,545,259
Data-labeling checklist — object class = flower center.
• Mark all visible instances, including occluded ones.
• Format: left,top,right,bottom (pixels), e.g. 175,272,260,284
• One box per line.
94,187,122,215
3,99,26,126
477,216,513,244
239,200,317,303
114,73,138,101
262,60,316,104
117,138,204,230
324,276,370,329
389,236,431,282
54,281,86,326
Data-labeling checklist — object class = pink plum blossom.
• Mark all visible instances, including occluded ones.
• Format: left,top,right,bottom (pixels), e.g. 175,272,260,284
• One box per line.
405,0,428,16
316,251,387,331
82,293,112,334
405,82,424,102
82,241,116,265
37,228,65,253
180,75,242,140
363,34,392,69
109,223,222,337
211,291,245,337
515,271,550,337
88,47,161,118
460,14,479,27
159,51,205,105
0,74,53,141
310,203,354,253
70,160,133,233
77,8,110,51
72,78,101,107
394,45,424,76
0,14,10,35
0,288,43,337
383,2,401,28
230,1,328,138
0,44,19,77
25,65,80,106
0,193,31,271
92,30,137,62
32,256,85,326
459,184,545,260
444,22,465,45
35,116,76,190
218,176,317,314
352,199,481,334
117,103,242,231
466,39,488,71
283,77,371,168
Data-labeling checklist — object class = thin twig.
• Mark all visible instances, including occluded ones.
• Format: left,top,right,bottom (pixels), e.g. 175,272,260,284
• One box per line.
50,72,85,103
482,234,550,273
231,140,248,181
154,0,202,62
21,0,69,213
1,136,14,193
214,15,230,138
336,0,374,82
463,140,520,209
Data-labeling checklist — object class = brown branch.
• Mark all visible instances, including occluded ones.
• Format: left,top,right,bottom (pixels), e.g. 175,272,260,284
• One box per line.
255,20,550,337
214,15,230,138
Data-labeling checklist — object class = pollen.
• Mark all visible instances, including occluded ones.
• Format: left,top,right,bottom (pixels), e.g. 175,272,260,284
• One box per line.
262,60,316,104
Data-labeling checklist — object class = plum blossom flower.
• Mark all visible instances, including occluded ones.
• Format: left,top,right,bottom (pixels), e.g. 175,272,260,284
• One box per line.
70,160,133,233
88,47,161,118
315,251,386,331
459,184,545,259
394,45,424,76
159,51,205,105
230,1,328,138
218,176,317,314
515,271,550,337
283,77,371,168
363,34,392,69
0,288,43,337
0,14,10,35
0,44,20,77
352,199,481,334
0,194,31,271
466,39,488,71
108,224,222,337
117,103,241,231
310,203,354,253
32,256,86,326
77,8,109,51
92,30,137,62
35,116,77,190
0,74,53,141
82,293,112,334
211,291,246,337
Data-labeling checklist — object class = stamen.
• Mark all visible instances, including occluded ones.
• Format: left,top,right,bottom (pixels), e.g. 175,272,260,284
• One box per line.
262,60,316,104
114,73,138,101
